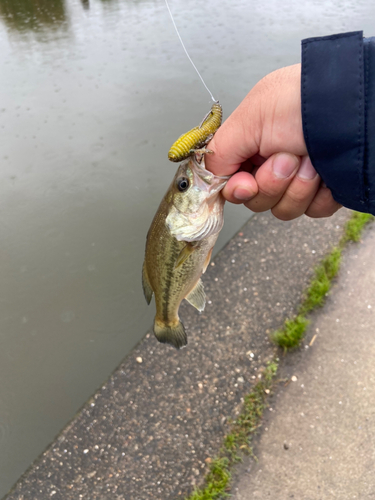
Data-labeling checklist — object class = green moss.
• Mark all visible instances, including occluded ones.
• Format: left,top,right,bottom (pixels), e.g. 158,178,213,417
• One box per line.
341,212,374,244
272,315,310,350
300,247,342,315
188,458,231,500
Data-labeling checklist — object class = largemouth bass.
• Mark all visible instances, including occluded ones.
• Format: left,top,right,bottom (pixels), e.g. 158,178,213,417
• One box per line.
142,154,229,349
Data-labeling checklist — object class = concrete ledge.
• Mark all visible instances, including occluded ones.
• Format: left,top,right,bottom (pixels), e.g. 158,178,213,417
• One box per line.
5,209,351,500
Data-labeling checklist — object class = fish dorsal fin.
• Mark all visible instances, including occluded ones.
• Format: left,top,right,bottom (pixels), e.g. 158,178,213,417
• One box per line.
185,278,206,312
142,261,153,305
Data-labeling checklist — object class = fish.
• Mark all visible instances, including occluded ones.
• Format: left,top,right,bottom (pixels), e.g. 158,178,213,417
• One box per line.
142,154,229,349
168,102,223,162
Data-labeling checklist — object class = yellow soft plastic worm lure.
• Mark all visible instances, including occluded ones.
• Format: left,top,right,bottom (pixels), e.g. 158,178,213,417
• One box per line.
168,101,222,162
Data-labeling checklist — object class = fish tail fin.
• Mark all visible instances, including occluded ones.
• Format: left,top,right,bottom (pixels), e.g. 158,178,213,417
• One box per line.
153,318,187,349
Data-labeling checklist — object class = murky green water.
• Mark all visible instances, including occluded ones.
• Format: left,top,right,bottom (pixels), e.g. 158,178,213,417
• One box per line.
1,0,374,495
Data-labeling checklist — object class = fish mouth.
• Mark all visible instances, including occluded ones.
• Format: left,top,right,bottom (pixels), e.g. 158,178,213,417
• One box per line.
190,154,230,195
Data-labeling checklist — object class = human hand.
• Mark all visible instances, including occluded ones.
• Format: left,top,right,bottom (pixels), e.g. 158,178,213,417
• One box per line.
205,64,341,220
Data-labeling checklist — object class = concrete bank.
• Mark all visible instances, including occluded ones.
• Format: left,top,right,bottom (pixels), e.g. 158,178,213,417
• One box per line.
4,209,352,500
232,218,375,500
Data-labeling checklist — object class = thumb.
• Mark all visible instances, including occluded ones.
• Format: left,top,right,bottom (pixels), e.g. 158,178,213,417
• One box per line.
204,97,261,177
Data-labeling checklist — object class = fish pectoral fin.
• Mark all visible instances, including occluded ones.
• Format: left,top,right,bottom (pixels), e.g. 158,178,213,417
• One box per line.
142,261,153,305
174,243,196,269
185,278,206,312
203,247,213,274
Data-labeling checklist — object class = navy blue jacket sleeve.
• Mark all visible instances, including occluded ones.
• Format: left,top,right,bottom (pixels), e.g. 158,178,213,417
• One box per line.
301,31,375,215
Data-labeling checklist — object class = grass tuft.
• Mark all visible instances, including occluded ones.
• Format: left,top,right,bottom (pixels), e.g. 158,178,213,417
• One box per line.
272,315,310,350
341,212,374,244
188,458,231,500
300,247,342,315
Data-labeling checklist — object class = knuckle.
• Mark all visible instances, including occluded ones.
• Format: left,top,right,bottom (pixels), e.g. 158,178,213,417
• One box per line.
244,199,268,212
306,203,341,218
257,183,284,200
285,188,309,206
305,188,342,218
271,205,300,221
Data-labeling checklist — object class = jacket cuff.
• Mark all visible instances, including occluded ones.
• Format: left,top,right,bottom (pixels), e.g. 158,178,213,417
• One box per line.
301,31,368,212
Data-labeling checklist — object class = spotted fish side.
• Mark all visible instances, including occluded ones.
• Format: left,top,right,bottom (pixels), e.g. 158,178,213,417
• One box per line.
168,102,222,162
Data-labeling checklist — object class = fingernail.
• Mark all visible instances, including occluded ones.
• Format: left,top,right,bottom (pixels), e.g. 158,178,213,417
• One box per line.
297,156,318,180
233,187,255,201
272,153,299,179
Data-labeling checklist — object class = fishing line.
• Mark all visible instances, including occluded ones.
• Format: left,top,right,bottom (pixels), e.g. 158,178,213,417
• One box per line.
164,0,217,103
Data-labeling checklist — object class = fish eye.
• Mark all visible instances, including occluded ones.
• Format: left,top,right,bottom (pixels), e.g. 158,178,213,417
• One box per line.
177,177,190,192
